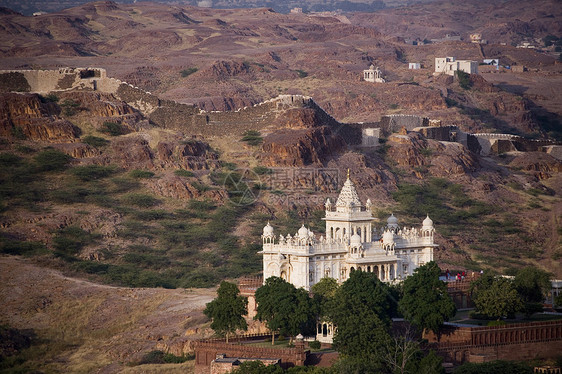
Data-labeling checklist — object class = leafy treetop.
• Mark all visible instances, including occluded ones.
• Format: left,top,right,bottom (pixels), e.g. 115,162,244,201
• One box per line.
203,281,248,343
399,261,456,335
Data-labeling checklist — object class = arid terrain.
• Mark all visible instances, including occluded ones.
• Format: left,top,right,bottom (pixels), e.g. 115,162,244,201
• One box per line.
0,0,561,371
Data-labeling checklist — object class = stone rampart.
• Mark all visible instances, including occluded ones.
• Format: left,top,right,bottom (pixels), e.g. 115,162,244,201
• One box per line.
379,114,429,135
414,126,454,141
0,68,106,94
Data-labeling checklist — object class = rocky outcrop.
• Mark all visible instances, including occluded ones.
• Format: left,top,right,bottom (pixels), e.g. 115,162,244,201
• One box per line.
274,107,331,129
103,135,220,171
107,136,155,170
387,131,479,178
0,93,79,142
155,140,220,170
146,174,226,202
509,152,562,180
260,126,346,167
52,142,101,158
58,91,148,133
201,60,251,80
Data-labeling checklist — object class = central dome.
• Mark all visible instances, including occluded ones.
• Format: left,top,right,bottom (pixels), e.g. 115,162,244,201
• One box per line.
335,176,361,208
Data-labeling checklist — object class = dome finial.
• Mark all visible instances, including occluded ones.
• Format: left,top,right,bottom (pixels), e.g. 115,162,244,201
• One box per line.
347,168,350,180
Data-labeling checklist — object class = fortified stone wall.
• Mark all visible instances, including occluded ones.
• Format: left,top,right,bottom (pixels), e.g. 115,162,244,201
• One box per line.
0,68,106,93
414,126,453,141
379,114,429,136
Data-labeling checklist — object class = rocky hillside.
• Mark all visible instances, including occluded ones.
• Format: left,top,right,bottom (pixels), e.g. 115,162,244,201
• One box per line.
0,2,561,370
0,86,560,281
0,1,559,139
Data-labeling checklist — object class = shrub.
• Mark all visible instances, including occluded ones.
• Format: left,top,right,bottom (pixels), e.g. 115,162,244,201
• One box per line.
453,360,532,374
53,226,98,258
295,69,308,78
129,169,154,179
70,165,115,181
308,340,321,349
33,149,72,172
82,135,109,148
0,240,48,256
123,193,159,208
138,350,193,365
60,99,80,116
134,210,171,221
188,199,216,211
241,130,263,146
99,121,126,136
180,67,198,77
455,70,472,90
41,93,59,103
389,103,399,109
15,145,35,154
11,126,26,140
174,169,194,177
0,153,21,166
253,166,273,175
111,177,140,193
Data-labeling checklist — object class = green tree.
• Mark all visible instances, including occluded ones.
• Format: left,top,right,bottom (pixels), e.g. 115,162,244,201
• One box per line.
472,276,522,320
513,267,552,317
204,281,248,343
453,360,532,374
328,270,394,361
311,277,339,318
255,277,316,344
399,262,456,336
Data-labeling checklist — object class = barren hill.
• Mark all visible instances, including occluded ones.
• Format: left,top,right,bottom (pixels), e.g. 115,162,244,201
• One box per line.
0,1,561,370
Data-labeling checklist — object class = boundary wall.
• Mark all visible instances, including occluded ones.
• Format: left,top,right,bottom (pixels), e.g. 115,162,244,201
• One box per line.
426,320,562,364
193,335,308,373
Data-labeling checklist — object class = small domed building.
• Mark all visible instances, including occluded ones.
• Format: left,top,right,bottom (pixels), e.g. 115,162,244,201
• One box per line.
260,174,436,291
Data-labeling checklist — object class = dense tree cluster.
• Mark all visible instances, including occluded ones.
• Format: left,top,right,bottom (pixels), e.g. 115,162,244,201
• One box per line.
204,263,554,373
470,267,552,320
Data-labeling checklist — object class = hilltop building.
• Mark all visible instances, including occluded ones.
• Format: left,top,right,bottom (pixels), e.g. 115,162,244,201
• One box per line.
363,64,385,83
260,173,436,291
435,57,478,76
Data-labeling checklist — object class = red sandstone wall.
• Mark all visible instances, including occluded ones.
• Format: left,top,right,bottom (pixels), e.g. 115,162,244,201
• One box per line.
193,339,308,372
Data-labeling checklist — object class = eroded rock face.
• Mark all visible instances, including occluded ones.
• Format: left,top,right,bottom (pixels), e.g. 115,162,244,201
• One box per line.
58,91,148,133
273,107,327,129
52,142,101,158
155,140,220,170
146,174,226,202
260,126,346,167
387,131,479,178
509,152,562,180
102,135,221,171
0,92,80,142
108,136,154,170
